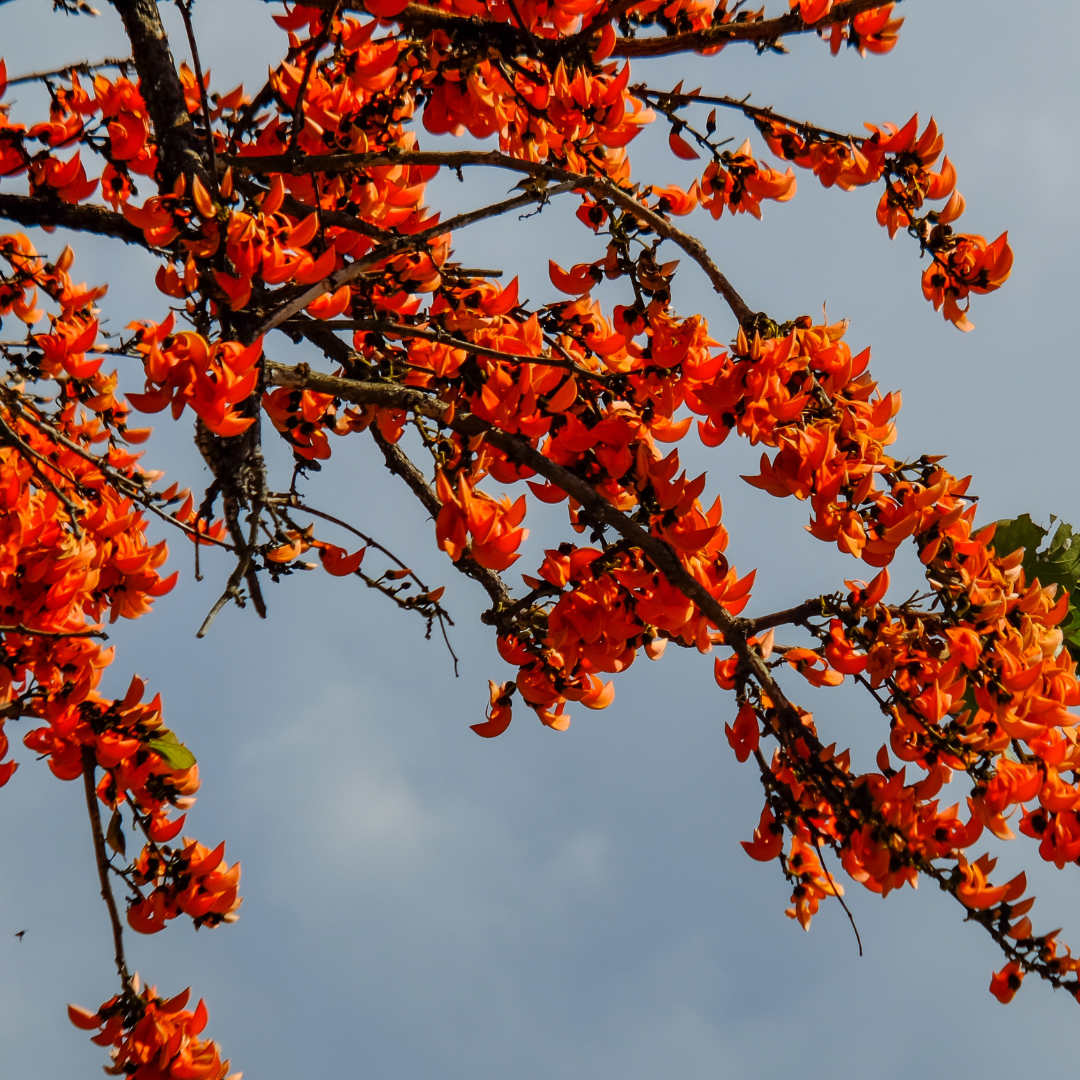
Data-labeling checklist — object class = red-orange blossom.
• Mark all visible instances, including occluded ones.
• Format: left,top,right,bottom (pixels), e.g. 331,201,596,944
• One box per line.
0,0,1063,1073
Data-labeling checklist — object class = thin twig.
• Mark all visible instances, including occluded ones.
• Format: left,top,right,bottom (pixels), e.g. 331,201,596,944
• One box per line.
814,830,864,957
7,56,132,87
0,623,107,639
226,149,756,325
287,1,342,155
81,748,132,992
0,413,84,538
174,0,218,191
197,505,262,637
290,317,612,382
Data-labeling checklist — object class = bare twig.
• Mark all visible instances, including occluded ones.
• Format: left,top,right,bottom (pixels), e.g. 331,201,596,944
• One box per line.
81,748,132,992
0,623,108,639
174,0,218,191
7,56,132,86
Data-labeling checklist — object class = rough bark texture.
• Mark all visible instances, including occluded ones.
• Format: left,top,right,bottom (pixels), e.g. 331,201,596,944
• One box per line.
107,0,209,187
0,194,147,245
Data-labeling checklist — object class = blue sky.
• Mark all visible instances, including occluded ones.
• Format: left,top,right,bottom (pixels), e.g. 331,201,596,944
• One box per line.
2,1,1079,1077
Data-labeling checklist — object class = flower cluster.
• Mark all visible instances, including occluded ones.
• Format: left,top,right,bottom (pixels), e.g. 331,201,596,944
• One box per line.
0,0,1056,1045
698,319,1080,997
127,316,262,437
69,984,237,1080
128,837,241,934
760,114,1011,328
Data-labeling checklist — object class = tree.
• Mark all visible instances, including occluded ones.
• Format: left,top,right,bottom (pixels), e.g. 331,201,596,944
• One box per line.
0,0,1075,1074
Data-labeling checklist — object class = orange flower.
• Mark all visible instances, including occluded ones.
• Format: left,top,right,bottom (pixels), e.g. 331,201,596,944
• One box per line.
725,702,760,762
989,961,1024,1004
435,471,528,571
921,232,1013,331
741,805,784,862
70,984,238,1080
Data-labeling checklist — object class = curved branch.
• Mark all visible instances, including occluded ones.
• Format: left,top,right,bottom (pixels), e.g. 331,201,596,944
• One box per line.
287,0,896,62
613,0,901,57
262,361,793,719
245,177,582,342
227,150,755,325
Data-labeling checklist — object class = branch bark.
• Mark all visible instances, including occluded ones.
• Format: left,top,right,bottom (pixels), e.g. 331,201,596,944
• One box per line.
263,360,807,735
107,0,210,187
227,150,756,327
612,0,902,57
0,194,149,246
287,0,896,61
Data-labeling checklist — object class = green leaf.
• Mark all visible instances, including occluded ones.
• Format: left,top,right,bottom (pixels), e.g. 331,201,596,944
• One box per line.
147,738,196,771
1031,521,1080,591
994,514,1080,662
991,513,1047,566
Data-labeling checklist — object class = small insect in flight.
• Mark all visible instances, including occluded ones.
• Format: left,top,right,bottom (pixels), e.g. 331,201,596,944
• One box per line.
14,930,25,942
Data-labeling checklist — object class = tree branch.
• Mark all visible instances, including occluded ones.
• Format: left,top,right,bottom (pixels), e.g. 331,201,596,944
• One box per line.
0,623,108,639
7,56,132,87
288,316,610,381
244,178,582,342
107,0,209,186
284,0,896,62
370,426,517,623
745,598,831,633
227,149,755,326
289,317,518,622
0,194,148,246
261,360,806,734
632,87,858,145
81,747,132,992
613,0,901,57
173,0,218,190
